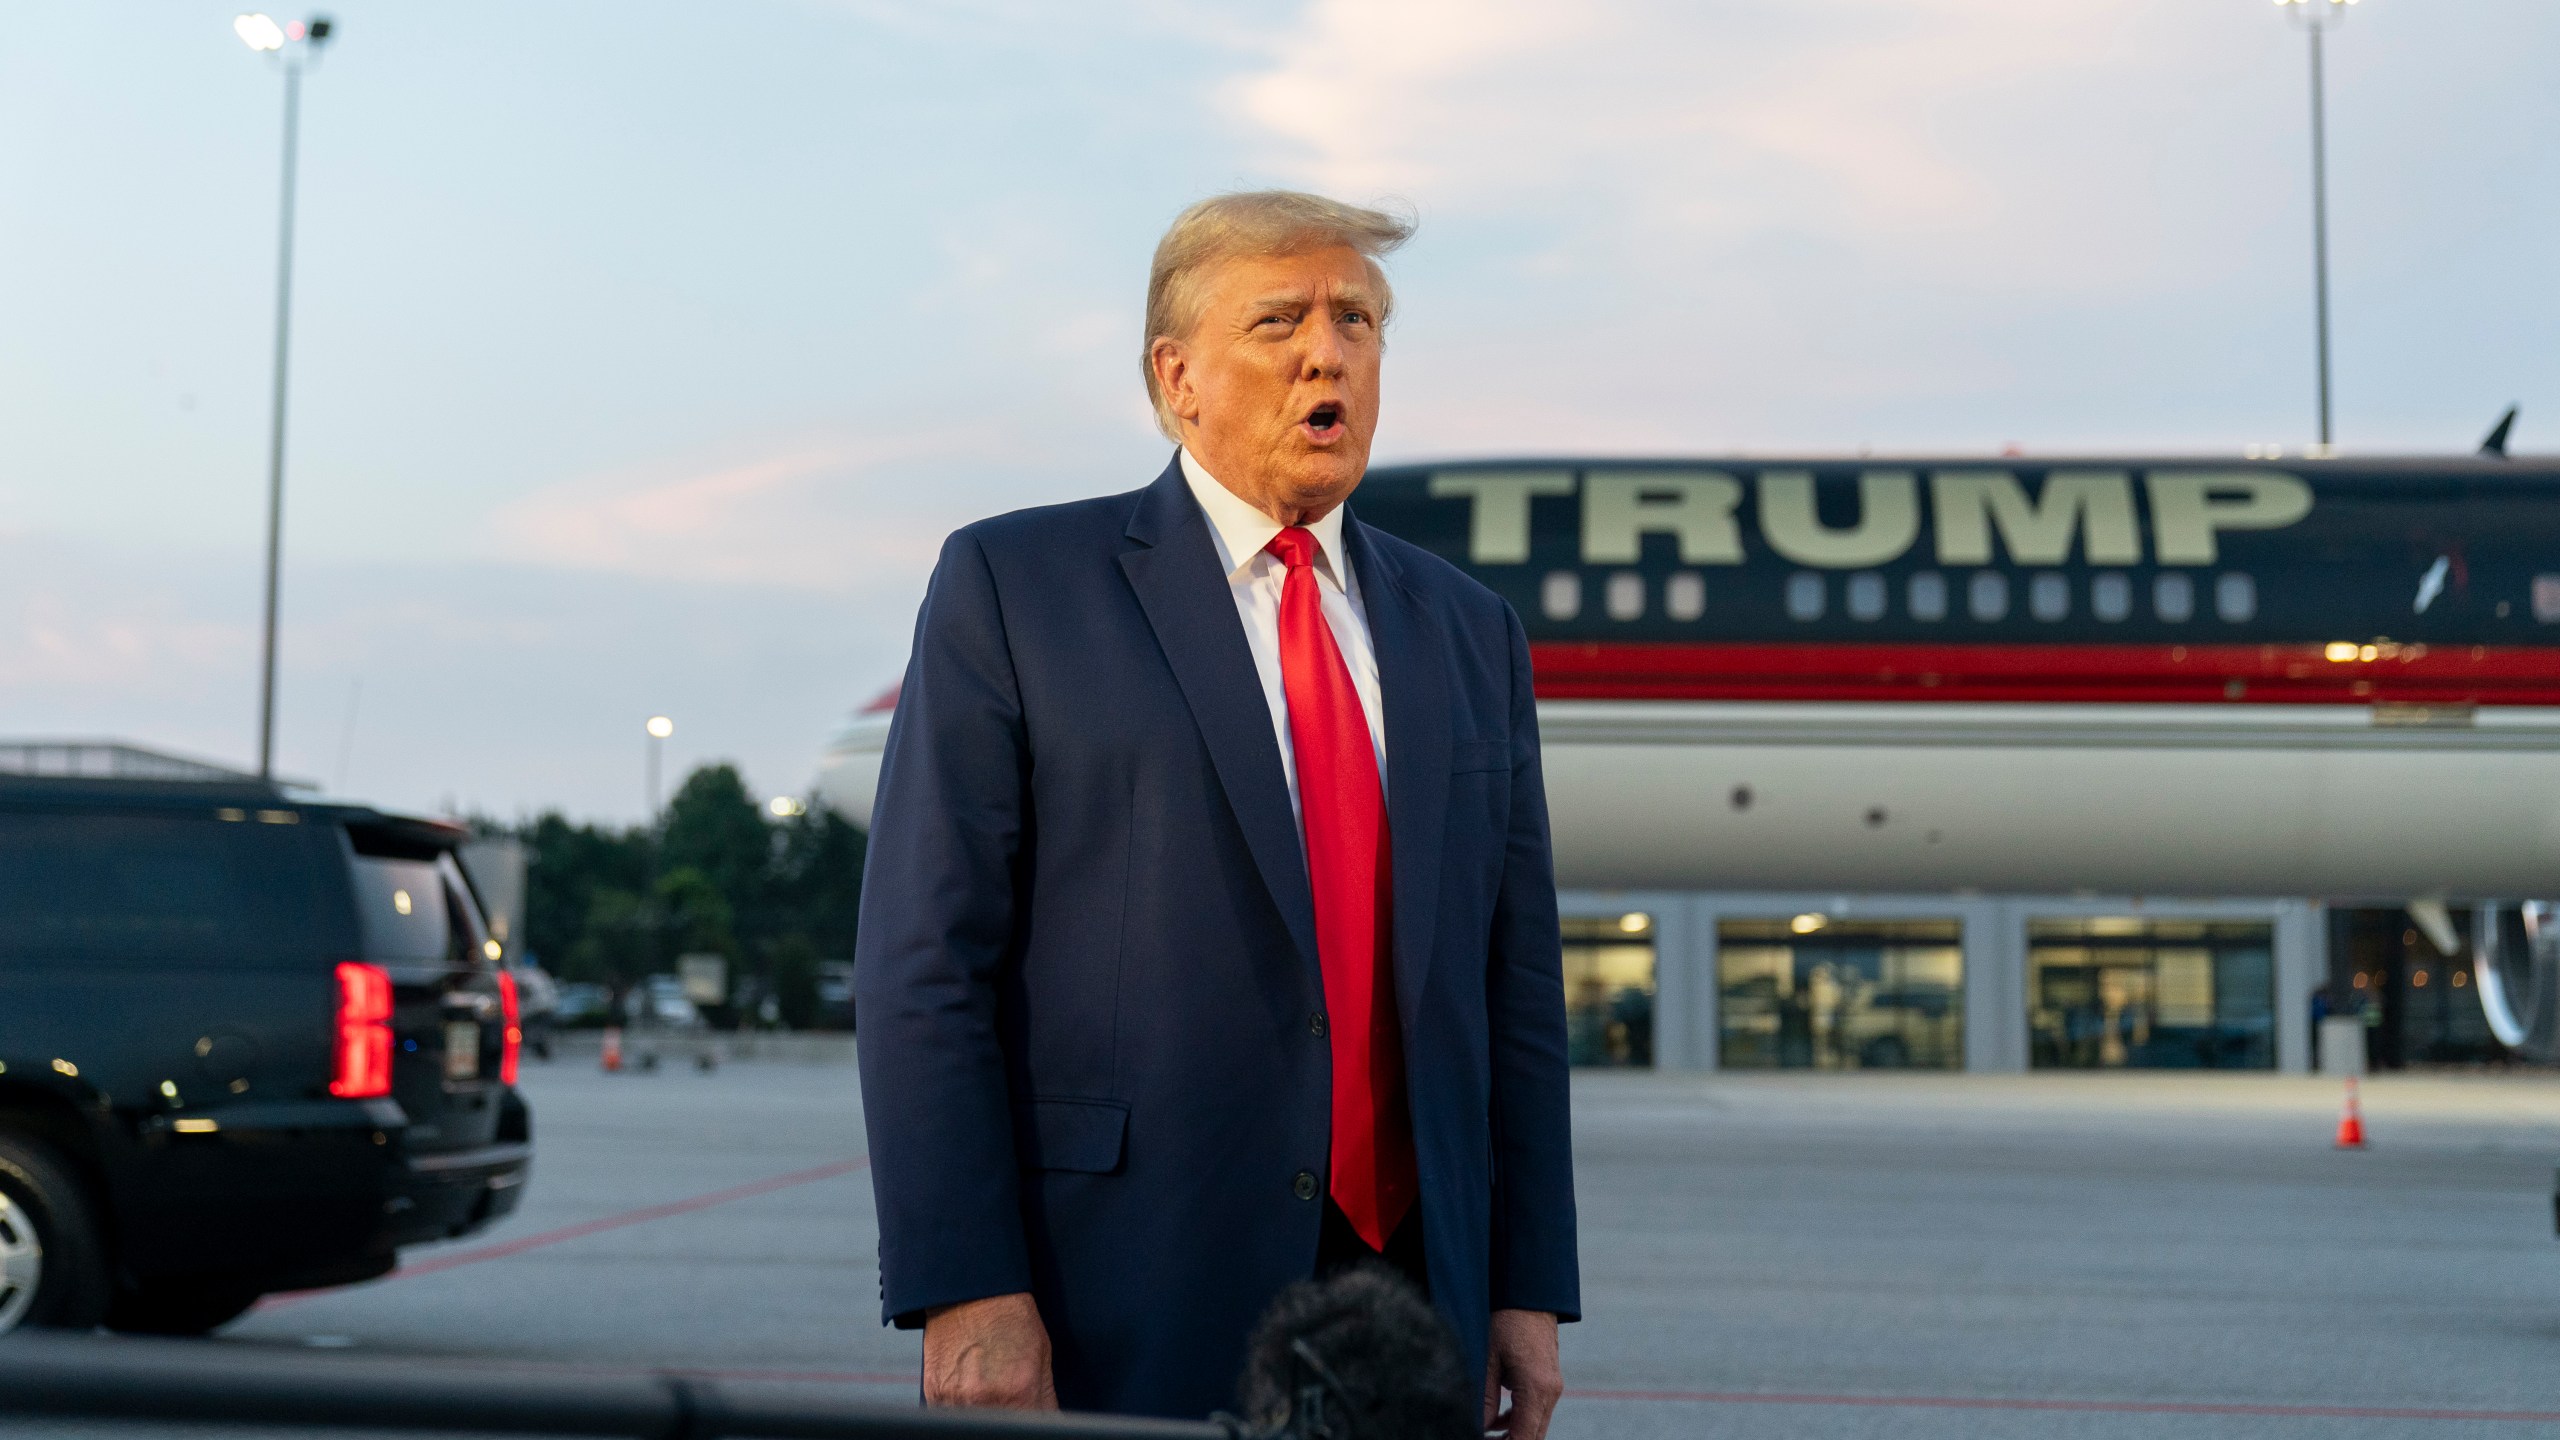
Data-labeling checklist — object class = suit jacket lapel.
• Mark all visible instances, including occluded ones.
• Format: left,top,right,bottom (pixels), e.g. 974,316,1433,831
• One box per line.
1346,515,1451,1030
1118,458,1321,977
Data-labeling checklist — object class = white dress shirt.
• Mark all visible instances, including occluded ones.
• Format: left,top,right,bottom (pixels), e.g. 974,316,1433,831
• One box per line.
1179,448,1388,827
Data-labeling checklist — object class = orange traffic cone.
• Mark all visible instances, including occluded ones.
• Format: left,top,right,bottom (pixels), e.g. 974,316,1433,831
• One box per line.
601,1026,624,1073
2334,1076,2367,1149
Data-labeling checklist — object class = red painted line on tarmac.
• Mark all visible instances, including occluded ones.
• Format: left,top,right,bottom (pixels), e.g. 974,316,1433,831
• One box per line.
1568,1386,2560,1424
258,1157,869,1311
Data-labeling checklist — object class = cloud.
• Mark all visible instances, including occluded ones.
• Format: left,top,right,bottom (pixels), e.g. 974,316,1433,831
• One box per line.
1229,0,2190,271
1226,0,1577,196
1212,0,2353,454
486,430,1040,593
0,578,245,693
0,532,918,821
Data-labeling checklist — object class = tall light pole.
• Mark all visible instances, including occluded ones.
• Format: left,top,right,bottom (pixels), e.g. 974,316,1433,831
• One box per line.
235,12,333,780
643,714,675,986
2276,0,2353,453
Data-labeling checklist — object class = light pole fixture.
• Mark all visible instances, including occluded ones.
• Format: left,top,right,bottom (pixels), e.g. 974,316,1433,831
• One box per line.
237,13,335,780
646,716,675,822
2275,0,2355,454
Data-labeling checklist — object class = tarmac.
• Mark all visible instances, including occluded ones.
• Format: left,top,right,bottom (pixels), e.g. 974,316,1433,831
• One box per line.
16,1059,2560,1439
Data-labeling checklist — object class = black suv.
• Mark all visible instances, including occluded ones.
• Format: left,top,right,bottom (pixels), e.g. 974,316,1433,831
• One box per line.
0,775,530,1335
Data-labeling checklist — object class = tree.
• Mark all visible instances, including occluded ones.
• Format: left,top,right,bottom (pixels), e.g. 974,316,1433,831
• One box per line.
513,767,869,1027
767,934,823,1031
772,801,866,959
655,866,736,957
521,812,649,977
661,764,771,943
566,886,650,987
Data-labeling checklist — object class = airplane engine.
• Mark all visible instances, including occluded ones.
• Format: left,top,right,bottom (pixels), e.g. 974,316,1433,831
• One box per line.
2472,902,2560,1063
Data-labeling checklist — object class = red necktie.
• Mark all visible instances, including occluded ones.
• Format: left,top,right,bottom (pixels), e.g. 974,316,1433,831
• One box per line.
1265,526,1417,1252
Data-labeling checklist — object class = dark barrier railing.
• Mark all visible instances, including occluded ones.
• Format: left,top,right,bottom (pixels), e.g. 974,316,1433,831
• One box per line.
0,1332,1245,1440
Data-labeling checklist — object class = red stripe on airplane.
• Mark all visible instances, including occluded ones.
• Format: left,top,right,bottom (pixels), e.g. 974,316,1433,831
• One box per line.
1527,641,2560,705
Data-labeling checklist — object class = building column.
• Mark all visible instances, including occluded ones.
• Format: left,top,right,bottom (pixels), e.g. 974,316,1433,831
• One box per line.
2274,899,2324,1074
1685,895,1719,1071
1650,895,1696,1071
1964,898,2029,1073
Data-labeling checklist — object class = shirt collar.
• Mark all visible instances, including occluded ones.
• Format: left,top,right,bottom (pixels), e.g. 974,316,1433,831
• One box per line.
1179,448,1355,592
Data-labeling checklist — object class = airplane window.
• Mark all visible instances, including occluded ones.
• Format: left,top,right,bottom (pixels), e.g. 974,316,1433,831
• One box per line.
1785,572,1825,622
1666,571,1706,621
1967,571,2009,623
1542,571,1582,621
1606,571,1645,621
1908,572,1947,622
2154,572,2195,623
2091,572,2132,623
1846,572,1886,622
2029,572,2069,622
2215,572,2256,623
2533,575,2560,623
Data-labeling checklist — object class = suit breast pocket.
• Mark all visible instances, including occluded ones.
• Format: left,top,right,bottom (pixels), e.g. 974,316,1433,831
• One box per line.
1451,738,1509,774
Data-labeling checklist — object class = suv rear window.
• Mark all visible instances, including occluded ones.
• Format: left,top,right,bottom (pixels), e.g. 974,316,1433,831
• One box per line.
0,810,325,966
349,855,485,968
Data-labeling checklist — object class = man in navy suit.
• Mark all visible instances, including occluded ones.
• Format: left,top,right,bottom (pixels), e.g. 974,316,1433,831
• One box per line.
855,191,1579,1435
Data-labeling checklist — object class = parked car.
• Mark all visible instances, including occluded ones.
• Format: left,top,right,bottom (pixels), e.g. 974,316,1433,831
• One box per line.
815,960,858,1031
553,981,612,1027
511,960,561,1059
637,974,700,1028
0,774,531,1335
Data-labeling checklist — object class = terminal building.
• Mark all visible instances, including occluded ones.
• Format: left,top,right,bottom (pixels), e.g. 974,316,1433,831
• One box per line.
822,454,2560,1077
1551,882,2513,1075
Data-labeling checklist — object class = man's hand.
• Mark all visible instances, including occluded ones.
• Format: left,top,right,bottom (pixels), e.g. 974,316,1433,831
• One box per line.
1483,1308,1562,1439
923,1292,1058,1409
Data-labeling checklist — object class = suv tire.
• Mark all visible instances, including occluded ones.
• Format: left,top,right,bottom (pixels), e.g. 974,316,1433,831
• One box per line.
106,1276,263,1336
0,1129,111,1333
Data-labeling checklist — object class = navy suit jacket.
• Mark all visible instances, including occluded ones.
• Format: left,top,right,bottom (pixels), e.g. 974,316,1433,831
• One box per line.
855,457,1580,1419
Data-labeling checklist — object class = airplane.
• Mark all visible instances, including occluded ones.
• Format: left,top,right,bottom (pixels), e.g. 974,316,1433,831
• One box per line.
819,416,2560,1059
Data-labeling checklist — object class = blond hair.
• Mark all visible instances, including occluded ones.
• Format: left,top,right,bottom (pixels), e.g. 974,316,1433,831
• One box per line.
1142,191,1415,441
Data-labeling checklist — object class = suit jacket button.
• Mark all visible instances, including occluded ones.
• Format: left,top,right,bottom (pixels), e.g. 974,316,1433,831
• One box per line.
1293,1170,1317,1201
1308,1011,1327,1038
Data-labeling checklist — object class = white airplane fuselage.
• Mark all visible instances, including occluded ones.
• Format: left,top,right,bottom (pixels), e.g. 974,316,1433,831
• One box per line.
818,698,2560,899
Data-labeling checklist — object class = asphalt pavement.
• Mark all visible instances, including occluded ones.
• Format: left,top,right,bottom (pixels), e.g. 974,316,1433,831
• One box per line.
16,1057,2560,1439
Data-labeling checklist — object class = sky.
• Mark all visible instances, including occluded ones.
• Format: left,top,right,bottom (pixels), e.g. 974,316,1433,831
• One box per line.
1,0,2553,822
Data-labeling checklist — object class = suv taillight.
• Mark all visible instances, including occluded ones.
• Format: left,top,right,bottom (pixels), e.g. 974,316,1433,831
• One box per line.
497,971,522,1086
332,962,394,1099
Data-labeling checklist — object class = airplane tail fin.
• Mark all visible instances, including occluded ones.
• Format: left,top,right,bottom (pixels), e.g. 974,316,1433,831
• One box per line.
2481,406,2519,457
